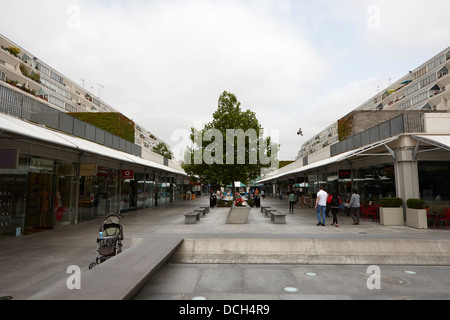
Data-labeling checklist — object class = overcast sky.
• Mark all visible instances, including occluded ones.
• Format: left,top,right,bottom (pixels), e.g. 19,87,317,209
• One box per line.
1,0,449,160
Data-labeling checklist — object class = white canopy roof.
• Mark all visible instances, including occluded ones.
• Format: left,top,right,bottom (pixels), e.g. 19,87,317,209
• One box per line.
413,135,450,152
0,113,186,176
258,136,398,184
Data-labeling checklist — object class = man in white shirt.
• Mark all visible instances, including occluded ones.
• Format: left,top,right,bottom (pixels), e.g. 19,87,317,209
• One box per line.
315,186,328,226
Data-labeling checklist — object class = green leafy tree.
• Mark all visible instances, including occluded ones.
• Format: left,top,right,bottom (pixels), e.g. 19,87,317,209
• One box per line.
182,91,279,199
153,142,173,160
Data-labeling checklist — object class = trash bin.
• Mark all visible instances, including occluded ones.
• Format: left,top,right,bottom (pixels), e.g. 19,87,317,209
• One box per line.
210,195,215,207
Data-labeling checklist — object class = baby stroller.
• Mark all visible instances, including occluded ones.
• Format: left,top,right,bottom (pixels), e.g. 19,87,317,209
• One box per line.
89,214,124,269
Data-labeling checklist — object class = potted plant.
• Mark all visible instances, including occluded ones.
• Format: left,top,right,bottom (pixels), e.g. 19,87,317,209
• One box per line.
379,197,404,226
406,198,427,229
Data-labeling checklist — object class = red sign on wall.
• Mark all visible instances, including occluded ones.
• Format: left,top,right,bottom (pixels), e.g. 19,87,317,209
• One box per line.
121,169,134,179
97,166,109,177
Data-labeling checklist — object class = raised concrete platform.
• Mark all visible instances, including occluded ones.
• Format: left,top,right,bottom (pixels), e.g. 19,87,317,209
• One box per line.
226,206,251,224
171,238,450,265
29,236,183,300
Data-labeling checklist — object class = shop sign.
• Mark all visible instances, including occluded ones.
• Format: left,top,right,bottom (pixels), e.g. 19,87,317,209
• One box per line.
97,166,109,177
339,170,351,179
30,158,54,172
80,163,96,176
121,169,134,179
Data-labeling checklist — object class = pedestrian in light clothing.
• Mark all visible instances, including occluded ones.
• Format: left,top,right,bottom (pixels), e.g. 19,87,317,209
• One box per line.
315,186,328,226
349,189,361,225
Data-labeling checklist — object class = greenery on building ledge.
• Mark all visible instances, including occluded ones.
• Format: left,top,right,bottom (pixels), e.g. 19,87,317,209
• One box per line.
68,112,135,143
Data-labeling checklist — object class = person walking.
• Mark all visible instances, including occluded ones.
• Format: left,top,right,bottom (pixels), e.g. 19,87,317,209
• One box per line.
349,189,361,225
325,190,331,217
288,191,295,213
329,191,341,227
315,186,328,226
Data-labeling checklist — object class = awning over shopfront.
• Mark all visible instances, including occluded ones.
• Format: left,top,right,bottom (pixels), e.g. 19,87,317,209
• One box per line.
0,112,77,148
413,135,450,152
0,113,186,176
258,136,399,184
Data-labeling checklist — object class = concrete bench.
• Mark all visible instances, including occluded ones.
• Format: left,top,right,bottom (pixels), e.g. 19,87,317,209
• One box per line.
263,207,273,217
185,211,201,224
199,207,210,214
261,206,271,214
269,210,287,224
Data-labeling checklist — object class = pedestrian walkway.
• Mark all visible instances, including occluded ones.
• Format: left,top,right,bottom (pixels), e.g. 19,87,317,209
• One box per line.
0,197,449,300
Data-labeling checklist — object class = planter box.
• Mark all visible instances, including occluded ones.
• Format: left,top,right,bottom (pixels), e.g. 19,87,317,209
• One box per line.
406,208,428,229
380,207,404,226
226,206,251,224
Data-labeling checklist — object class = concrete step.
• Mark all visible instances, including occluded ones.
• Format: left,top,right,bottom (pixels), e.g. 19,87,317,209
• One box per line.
171,238,450,265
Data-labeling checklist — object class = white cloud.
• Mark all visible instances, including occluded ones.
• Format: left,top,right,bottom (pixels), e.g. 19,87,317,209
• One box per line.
57,0,330,158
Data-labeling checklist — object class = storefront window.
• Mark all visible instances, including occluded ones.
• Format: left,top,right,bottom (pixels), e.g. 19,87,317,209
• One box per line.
419,161,450,202
0,156,28,238
135,174,146,210
55,162,77,226
342,166,396,204
25,157,55,234
145,179,155,207
121,179,135,212
79,166,119,221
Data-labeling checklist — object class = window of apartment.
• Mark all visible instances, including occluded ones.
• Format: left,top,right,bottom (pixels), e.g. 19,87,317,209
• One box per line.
0,69,5,81
50,71,64,85
414,67,427,79
41,78,71,99
404,82,419,97
398,99,412,110
92,97,101,107
36,63,64,85
426,54,445,72
410,91,428,107
41,78,57,92
420,73,437,89
48,95,65,110
56,86,70,99
36,63,51,77
64,103,77,112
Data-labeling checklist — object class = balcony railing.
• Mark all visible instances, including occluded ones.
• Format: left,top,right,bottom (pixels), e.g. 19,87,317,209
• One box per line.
330,113,426,157
0,82,142,157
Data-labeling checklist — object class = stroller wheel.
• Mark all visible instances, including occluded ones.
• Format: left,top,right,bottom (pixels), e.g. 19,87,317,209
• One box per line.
89,262,97,269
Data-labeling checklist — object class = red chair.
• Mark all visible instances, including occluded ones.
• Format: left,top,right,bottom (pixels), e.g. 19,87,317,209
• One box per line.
433,208,450,230
360,205,367,221
426,208,434,228
365,205,379,222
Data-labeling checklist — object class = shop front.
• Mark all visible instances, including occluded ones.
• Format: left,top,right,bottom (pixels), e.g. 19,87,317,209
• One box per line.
419,161,450,211
0,114,188,238
78,163,121,221
0,152,78,237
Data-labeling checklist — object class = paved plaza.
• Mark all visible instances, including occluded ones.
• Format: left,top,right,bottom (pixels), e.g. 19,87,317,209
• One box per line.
0,196,449,300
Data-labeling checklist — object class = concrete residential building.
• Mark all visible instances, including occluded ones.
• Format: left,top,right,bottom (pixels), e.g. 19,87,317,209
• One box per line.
260,46,450,222
0,33,169,158
0,34,188,238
